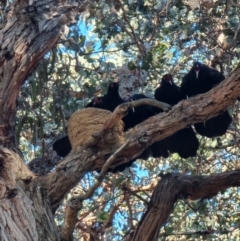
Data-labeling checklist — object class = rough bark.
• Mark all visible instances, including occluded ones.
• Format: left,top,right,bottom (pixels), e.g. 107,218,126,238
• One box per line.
0,1,240,241
28,138,62,175
0,146,60,241
61,197,82,241
46,65,240,211
132,170,240,241
0,0,88,240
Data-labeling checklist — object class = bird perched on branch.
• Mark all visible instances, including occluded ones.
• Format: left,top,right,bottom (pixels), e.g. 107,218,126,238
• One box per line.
155,74,185,105
123,93,166,159
104,82,123,111
53,83,123,159
154,74,199,158
86,83,123,111
123,94,157,130
53,135,71,158
181,62,232,137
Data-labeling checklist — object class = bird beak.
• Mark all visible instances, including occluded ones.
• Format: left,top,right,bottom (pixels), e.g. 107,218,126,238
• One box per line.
195,70,199,79
129,98,135,112
169,80,173,85
131,101,135,112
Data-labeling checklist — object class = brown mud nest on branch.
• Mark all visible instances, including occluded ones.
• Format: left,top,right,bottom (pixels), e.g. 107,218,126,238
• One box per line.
68,108,125,150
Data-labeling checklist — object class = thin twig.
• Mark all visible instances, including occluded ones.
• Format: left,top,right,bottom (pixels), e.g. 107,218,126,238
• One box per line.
85,99,171,147
122,184,149,205
116,0,145,55
97,140,130,177
81,140,130,200
228,0,240,7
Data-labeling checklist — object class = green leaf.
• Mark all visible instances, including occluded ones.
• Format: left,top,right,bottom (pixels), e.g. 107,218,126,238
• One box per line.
97,211,110,223
128,61,137,70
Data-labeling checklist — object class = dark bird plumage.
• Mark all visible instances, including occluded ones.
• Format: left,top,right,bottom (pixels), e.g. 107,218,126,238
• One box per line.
85,83,123,111
53,83,123,159
123,94,157,131
154,74,199,158
53,135,71,158
85,96,106,109
181,62,232,137
123,93,161,160
181,62,225,97
99,82,123,112
155,74,185,105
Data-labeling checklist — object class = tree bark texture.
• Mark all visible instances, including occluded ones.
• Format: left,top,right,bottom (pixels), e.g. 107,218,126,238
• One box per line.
132,170,240,241
0,0,240,241
0,0,84,240
47,65,240,211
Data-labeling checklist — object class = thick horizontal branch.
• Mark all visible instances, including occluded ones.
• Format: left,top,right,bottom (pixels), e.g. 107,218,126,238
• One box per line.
159,224,240,238
132,170,240,241
45,64,240,212
86,99,171,147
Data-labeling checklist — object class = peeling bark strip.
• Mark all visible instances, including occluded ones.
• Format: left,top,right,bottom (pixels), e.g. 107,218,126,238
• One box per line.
132,170,240,241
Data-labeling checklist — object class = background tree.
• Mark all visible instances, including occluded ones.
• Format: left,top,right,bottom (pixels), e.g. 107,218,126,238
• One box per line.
1,0,240,240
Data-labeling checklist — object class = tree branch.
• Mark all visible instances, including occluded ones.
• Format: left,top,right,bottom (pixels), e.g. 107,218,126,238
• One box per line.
86,99,171,147
228,0,240,7
45,63,240,212
132,170,240,241
61,197,82,241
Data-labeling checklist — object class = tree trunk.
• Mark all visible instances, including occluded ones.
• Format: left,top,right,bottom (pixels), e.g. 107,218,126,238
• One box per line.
0,0,82,240
1,1,240,241
0,146,60,241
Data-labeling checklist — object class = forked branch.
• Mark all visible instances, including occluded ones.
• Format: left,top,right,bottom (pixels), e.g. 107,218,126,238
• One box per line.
132,170,240,241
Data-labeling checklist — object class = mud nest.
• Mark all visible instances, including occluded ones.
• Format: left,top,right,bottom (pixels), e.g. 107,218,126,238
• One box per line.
68,108,125,149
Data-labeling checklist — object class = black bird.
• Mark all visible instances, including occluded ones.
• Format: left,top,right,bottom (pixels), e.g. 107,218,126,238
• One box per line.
123,94,158,131
181,62,232,137
86,83,123,111
123,93,165,159
181,62,225,97
53,135,71,158
98,82,123,112
124,94,174,159
53,83,123,159
154,74,199,158
155,74,185,105
85,96,106,109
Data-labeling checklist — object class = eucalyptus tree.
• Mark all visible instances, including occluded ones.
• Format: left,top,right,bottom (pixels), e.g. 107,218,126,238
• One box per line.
1,0,240,240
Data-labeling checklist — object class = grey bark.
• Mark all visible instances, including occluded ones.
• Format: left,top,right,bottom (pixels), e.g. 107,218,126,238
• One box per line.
0,0,240,240
132,170,240,241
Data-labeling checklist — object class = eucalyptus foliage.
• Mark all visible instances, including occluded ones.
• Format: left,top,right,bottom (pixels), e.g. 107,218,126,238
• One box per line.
15,0,240,239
